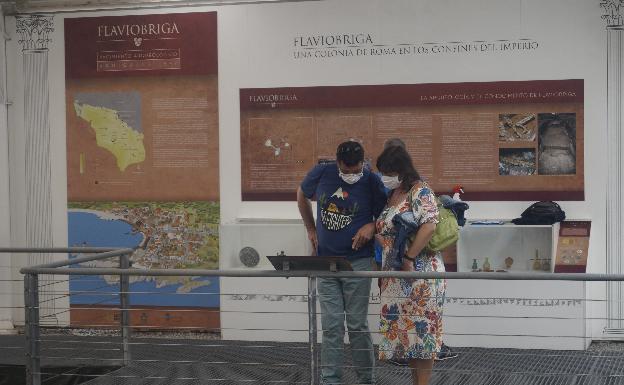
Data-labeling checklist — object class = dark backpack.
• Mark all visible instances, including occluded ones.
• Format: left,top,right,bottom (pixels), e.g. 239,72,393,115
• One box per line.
512,201,565,225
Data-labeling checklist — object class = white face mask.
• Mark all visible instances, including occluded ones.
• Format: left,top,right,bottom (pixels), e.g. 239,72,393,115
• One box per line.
381,175,401,190
339,170,364,185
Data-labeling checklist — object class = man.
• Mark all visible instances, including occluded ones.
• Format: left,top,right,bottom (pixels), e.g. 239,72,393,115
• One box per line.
297,141,386,385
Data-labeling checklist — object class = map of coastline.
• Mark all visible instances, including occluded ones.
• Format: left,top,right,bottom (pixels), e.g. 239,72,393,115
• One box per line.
68,202,219,299
73,99,146,172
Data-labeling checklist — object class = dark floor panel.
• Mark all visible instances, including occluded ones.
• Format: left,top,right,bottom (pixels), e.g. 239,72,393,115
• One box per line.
0,365,120,385
2,335,624,385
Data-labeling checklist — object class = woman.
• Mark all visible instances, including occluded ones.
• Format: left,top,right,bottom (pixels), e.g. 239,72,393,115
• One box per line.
375,145,446,385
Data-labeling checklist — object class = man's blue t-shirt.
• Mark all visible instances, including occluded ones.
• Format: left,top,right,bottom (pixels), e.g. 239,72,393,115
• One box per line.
301,163,386,260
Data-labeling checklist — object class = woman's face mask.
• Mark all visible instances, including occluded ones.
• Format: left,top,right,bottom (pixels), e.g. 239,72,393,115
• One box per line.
381,175,401,190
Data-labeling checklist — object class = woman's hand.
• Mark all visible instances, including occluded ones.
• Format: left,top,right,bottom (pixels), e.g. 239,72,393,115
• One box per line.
401,257,415,272
403,222,436,262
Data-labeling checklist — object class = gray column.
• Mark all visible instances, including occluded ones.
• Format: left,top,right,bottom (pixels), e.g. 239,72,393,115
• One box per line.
0,8,15,334
603,1,624,332
16,15,55,321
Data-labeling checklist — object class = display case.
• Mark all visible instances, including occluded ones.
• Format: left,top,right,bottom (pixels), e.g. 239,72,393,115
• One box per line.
446,220,588,350
219,220,313,342
218,219,587,349
457,220,559,273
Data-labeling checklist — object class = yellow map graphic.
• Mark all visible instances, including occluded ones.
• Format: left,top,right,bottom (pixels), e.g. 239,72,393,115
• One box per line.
74,100,146,172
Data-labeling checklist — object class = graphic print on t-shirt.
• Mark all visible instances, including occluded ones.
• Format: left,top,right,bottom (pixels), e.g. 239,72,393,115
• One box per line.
319,188,359,231
331,187,348,200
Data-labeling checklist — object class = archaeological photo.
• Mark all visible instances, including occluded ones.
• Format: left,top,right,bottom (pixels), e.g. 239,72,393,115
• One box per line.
499,113,537,142
537,113,576,175
499,148,537,176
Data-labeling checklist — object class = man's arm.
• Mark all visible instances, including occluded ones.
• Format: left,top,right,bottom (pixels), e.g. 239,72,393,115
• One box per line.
297,186,318,253
351,172,387,250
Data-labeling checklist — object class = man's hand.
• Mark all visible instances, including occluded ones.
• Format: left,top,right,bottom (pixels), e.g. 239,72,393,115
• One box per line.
352,222,375,250
307,227,318,255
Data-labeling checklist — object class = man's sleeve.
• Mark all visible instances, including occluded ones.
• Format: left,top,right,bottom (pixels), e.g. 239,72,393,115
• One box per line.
300,164,325,199
370,172,387,218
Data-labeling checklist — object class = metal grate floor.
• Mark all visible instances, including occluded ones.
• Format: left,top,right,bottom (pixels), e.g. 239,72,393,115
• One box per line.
81,344,624,385
2,335,624,384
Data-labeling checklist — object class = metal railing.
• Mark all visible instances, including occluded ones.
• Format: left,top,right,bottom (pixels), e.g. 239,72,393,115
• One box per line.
5,247,624,385
3,247,133,385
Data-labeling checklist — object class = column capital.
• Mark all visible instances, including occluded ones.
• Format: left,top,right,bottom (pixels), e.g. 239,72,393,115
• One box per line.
16,14,54,51
602,0,624,28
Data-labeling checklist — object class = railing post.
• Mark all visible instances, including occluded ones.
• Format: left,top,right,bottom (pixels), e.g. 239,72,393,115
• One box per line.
308,275,319,385
24,273,41,385
119,252,131,365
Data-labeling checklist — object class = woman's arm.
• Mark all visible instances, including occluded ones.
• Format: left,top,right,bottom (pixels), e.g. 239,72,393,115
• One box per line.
401,222,436,271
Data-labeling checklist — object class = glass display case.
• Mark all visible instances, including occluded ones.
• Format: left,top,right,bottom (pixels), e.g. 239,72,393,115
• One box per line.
457,220,559,273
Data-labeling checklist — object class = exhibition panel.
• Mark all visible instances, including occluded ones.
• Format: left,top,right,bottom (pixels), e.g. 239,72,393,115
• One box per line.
241,80,584,201
64,12,221,329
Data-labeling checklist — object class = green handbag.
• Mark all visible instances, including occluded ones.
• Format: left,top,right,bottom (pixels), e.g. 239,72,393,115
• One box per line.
425,198,460,252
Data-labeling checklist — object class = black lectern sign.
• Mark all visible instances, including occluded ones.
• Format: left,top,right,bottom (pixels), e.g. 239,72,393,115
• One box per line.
267,255,352,272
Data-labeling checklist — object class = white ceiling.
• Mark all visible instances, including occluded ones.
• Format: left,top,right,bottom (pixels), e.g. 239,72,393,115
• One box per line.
4,0,319,14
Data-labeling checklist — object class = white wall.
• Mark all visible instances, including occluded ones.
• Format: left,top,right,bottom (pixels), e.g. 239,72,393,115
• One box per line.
3,0,610,340
216,0,608,343
221,0,606,224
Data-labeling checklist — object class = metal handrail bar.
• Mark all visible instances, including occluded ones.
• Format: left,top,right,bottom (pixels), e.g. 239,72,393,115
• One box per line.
1,247,134,269
19,266,624,281
33,249,134,269
0,247,121,254
9,246,624,281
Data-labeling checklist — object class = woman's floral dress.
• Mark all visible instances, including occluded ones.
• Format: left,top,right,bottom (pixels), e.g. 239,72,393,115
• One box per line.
376,183,447,361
